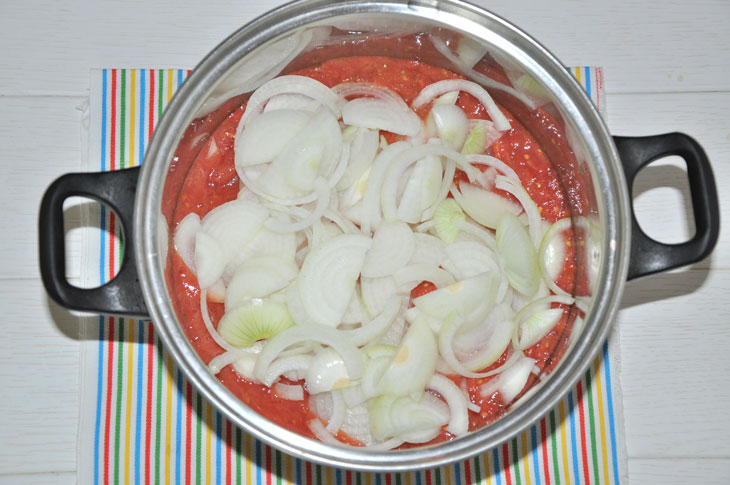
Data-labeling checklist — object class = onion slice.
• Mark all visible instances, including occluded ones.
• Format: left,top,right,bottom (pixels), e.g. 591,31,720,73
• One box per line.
412,79,511,131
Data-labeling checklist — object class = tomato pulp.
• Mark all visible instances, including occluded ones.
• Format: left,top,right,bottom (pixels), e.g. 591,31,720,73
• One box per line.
164,56,585,444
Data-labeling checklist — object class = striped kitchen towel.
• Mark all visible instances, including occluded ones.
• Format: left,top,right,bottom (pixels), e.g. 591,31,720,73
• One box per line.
78,67,623,485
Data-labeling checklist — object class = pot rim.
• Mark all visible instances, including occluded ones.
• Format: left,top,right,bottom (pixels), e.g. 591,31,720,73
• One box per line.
135,0,631,471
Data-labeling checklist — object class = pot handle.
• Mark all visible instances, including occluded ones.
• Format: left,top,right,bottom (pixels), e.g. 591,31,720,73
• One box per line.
38,167,150,318
613,133,720,280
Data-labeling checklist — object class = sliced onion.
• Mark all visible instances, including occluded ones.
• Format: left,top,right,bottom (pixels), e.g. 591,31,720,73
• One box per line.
439,313,512,378
360,275,398,317
444,241,500,280
427,374,469,436
263,178,331,234
342,97,422,136
413,272,498,320
193,232,226,289
298,233,372,327
208,348,261,375
340,297,400,347
426,103,468,150
218,299,294,348
306,347,353,394
409,233,447,265
255,324,365,383
432,199,465,243
274,382,305,401
377,316,438,398
238,75,340,129
308,419,341,445
174,212,200,270
412,79,511,131
341,404,373,445
466,154,520,183
495,175,544,247
326,390,346,434
538,218,573,296
430,36,536,112
362,221,415,278
261,353,312,387
225,257,298,310
341,286,366,325
199,288,234,351
200,199,269,262
336,127,379,190
369,394,447,443
393,264,455,291
454,219,497,251
360,141,411,234
496,212,540,297
234,109,312,167
396,155,443,223
479,355,536,403
461,120,502,155
452,183,522,230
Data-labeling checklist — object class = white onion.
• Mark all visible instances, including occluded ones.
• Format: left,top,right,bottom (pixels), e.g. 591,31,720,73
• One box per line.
336,127,379,191
396,155,443,223
234,109,312,167
225,257,298,311
466,154,520,183
452,182,522,230
274,383,305,401
194,232,226,290
298,233,371,327
444,241,501,280
413,272,498,320
495,175,545,247
360,275,398,317
430,36,537,112
427,374,469,436
308,419,342,445
393,264,455,291
360,141,411,234
409,233,447,265
238,75,340,129
254,325,365,383
426,103,468,150
496,212,540,297
263,178,331,234
377,315,438,398
479,355,536,403
305,347,353,394
340,297,400,347
342,97,422,136
412,79,511,131
362,221,415,278
174,212,200,270
261,353,312,387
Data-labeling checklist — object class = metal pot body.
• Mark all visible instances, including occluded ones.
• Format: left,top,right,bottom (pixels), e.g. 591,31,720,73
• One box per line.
39,0,719,472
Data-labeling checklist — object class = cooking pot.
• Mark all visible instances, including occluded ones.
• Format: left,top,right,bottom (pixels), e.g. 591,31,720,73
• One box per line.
38,0,719,471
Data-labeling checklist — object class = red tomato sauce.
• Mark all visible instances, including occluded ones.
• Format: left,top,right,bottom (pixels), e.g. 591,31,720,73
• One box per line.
165,56,583,444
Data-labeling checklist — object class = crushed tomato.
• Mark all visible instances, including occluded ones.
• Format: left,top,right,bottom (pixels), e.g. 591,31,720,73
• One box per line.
164,55,583,445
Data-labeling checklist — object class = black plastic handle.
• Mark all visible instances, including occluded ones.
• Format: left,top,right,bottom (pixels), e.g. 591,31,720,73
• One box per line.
39,167,150,318
614,133,720,280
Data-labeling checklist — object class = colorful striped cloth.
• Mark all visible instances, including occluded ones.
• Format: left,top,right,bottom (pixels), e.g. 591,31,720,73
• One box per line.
79,67,622,485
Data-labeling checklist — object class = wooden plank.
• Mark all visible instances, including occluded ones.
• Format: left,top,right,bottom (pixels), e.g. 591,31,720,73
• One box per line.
1,0,728,95
0,279,81,473
617,268,730,458
0,472,76,485
0,96,86,280
628,458,730,485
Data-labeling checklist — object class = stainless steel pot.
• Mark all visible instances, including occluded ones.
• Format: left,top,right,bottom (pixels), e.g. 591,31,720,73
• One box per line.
38,0,719,472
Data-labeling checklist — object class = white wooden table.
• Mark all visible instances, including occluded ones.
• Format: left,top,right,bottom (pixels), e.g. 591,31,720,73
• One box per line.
1,1,728,483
